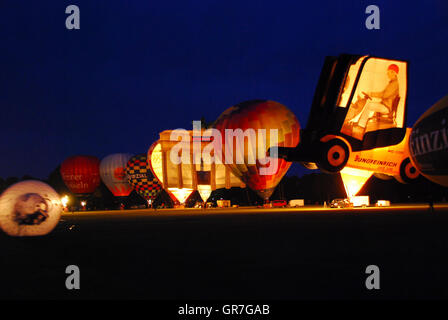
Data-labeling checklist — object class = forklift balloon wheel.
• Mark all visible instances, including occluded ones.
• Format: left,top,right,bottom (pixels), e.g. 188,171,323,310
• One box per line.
318,139,349,173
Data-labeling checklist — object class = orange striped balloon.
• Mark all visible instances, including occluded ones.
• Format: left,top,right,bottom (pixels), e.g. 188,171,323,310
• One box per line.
214,100,300,200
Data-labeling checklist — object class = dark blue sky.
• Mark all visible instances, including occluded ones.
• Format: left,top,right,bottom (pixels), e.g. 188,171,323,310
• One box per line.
1,0,447,179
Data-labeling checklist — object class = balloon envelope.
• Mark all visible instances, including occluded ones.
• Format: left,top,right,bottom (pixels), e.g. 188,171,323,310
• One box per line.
197,185,212,202
125,154,162,201
147,137,245,204
100,153,134,197
0,180,62,236
147,141,182,203
409,94,448,187
214,100,300,200
60,155,101,195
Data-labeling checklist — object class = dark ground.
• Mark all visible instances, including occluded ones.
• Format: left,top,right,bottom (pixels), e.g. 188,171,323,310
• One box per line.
1,205,447,300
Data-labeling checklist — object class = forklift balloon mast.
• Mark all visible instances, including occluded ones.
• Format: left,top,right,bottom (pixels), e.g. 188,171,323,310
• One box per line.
272,54,408,174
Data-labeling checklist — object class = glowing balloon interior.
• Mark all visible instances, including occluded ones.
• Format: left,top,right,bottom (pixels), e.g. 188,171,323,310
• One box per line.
197,185,212,202
168,188,194,204
340,167,373,199
148,132,245,204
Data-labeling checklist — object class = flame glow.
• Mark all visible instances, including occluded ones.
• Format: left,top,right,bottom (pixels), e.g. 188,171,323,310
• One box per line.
197,185,212,202
168,188,194,204
340,167,373,198
61,195,69,207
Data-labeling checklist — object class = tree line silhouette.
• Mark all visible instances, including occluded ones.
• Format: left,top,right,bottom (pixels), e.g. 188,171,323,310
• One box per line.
0,166,447,210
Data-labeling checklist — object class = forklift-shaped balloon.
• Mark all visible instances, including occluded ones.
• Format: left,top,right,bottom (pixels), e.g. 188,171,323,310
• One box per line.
269,54,420,196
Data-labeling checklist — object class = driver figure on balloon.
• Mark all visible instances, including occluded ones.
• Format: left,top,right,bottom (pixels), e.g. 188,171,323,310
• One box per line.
14,193,49,225
347,64,400,137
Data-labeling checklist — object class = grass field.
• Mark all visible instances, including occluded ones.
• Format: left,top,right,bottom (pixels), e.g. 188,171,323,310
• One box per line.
1,204,447,299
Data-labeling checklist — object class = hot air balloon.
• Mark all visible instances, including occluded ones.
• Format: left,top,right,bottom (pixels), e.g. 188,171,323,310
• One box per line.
100,153,134,198
0,181,62,236
147,138,194,206
213,100,300,201
148,133,245,206
125,154,162,207
147,140,190,206
409,94,448,187
60,156,101,208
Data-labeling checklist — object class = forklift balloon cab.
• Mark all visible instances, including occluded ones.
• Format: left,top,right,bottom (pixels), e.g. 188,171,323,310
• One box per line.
275,54,408,173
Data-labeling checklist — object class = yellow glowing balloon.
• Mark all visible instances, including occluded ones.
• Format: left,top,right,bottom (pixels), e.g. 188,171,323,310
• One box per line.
340,167,373,198
148,131,245,205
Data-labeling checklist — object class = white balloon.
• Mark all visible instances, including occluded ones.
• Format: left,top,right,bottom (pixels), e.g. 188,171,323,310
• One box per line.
0,180,62,236
100,153,134,197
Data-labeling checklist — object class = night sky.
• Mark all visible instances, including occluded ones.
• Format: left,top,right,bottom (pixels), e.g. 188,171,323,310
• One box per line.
1,1,447,179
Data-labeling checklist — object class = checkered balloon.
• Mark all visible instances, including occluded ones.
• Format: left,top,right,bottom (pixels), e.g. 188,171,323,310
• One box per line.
125,154,162,201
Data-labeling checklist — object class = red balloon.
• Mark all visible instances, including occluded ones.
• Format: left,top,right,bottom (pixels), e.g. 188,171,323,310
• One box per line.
60,156,101,195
